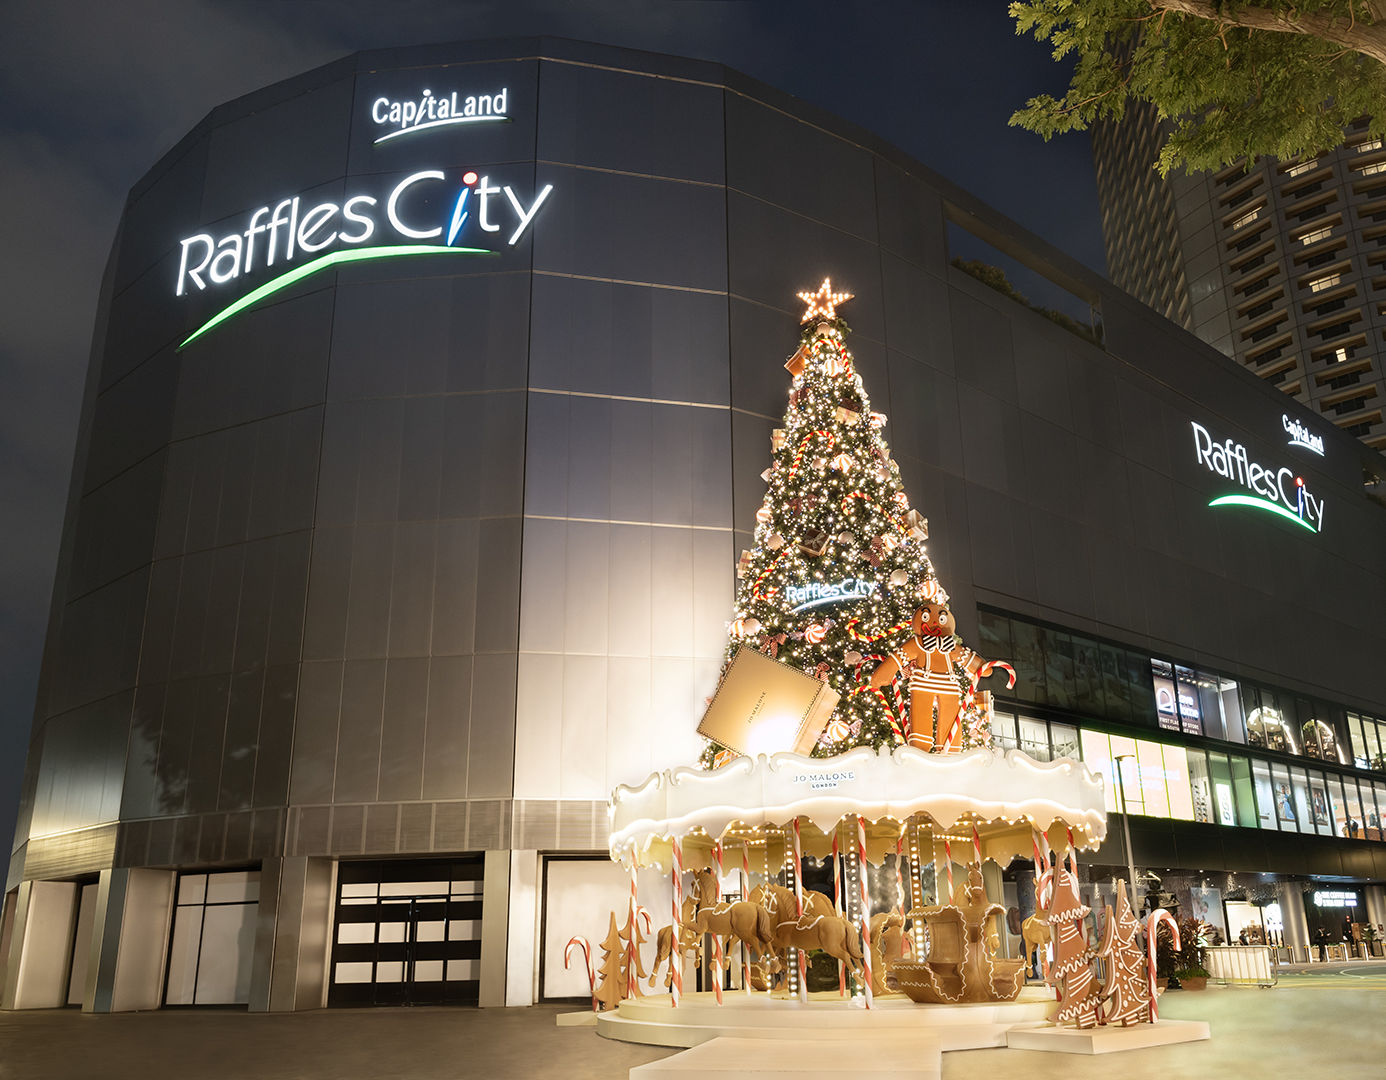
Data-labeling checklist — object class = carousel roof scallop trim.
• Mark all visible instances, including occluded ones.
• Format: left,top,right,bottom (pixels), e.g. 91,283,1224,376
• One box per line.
607,745,1107,865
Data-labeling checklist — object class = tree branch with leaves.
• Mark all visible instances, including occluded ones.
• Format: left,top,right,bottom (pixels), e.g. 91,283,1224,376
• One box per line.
1010,0,1386,175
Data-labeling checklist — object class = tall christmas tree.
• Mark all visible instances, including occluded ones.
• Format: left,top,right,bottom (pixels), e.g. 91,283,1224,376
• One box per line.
1095,880,1152,1026
1043,866,1102,1028
700,280,992,765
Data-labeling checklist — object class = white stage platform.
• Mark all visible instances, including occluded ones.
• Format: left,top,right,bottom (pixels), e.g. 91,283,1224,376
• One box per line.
1006,1018,1211,1054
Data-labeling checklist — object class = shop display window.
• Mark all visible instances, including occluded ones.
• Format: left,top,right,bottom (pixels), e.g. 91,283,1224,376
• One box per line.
1019,716,1051,761
1290,767,1316,835
990,710,1019,752
1208,752,1244,826
1044,633,1077,710
1050,722,1079,760
1080,729,1118,813
1152,659,1180,734
1161,743,1196,821
1228,756,1259,828
1250,759,1279,829
1186,749,1214,823
1270,762,1300,829
1341,778,1366,839
1099,644,1134,723
1347,713,1370,769
1173,665,1204,736
1136,739,1171,818
1323,775,1348,837
1008,619,1047,706
1245,687,1298,755
1372,781,1386,839
1365,720,1385,772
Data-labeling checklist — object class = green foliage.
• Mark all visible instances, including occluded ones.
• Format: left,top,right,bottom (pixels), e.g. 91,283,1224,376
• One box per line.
1009,0,1386,175
950,258,1102,345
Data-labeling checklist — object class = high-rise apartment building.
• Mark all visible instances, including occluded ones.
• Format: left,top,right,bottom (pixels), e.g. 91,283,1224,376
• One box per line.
1094,105,1386,452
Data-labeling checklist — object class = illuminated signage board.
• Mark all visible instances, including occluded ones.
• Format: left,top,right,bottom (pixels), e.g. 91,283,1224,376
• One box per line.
1283,414,1325,456
1313,890,1357,907
1190,421,1324,533
785,578,878,613
370,86,509,144
174,168,552,348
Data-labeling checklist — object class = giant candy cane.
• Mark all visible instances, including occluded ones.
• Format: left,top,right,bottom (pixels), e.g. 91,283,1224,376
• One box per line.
710,842,726,1005
670,838,683,1007
1146,909,1180,1023
565,936,596,1011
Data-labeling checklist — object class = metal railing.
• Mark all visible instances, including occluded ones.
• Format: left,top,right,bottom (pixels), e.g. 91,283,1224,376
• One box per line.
1206,945,1277,987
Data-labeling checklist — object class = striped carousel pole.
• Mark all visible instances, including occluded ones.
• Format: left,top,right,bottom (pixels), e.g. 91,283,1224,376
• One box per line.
792,817,808,1004
669,838,683,1007
856,815,874,1009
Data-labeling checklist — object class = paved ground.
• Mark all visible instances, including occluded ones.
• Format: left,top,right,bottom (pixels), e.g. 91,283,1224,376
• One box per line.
1,967,1383,1080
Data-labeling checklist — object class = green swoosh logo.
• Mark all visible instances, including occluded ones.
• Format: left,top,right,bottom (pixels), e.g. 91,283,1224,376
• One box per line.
179,244,491,349
1208,494,1317,533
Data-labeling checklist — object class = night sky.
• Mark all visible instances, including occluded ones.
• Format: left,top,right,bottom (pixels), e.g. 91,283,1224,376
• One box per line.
0,1,1105,852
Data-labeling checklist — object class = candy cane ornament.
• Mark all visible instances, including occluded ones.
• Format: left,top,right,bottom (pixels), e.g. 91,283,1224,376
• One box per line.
710,842,726,1005
565,936,596,1011
627,858,643,998
1146,909,1180,1023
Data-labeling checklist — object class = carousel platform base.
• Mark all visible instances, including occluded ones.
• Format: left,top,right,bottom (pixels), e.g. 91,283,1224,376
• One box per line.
1005,1018,1211,1054
595,988,1056,1060
629,1031,941,1079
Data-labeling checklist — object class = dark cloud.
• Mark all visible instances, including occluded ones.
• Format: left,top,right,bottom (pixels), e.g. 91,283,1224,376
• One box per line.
0,0,1104,851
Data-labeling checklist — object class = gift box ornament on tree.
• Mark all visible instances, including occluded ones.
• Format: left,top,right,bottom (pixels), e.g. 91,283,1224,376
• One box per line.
699,280,1014,768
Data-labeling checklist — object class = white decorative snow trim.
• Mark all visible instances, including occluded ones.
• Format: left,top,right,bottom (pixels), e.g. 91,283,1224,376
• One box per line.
608,745,1106,868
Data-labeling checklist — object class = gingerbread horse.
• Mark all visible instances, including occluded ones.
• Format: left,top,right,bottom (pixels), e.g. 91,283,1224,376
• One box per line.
869,580,987,752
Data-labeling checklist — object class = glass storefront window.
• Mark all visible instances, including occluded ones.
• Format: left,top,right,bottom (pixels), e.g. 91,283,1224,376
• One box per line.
1246,697,1297,755
1019,716,1050,761
1289,767,1314,835
1098,645,1133,723
1364,722,1383,772
1348,713,1369,769
1208,752,1242,826
1228,756,1258,829
1342,778,1366,839
1050,722,1079,760
1136,739,1171,818
1152,659,1179,733
1324,775,1348,838
991,710,1019,752
1161,744,1196,821
1250,759,1279,829
1218,678,1245,744
1270,762,1301,830
1304,770,1334,836
1187,749,1214,823
1372,782,1386,838
1045,634,1077,710
1080,729,1118,813
1009,621,1047,706
1174,665,1204,736
1110,734,1142,815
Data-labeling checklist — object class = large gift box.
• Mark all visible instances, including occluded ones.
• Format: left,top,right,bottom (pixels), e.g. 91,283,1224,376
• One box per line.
697,645,841,757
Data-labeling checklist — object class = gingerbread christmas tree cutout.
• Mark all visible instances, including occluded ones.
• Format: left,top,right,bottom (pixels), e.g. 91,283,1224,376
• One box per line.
1095,879,1152,1026
1043,865,1101,1028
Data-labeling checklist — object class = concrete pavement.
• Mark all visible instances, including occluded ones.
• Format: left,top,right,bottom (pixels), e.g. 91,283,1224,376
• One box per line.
1,971,1383,1080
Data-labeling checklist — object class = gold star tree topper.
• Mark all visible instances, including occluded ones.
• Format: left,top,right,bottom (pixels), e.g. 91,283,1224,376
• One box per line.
797,278,852,323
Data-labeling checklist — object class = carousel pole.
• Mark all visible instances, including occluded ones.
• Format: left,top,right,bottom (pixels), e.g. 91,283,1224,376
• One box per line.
791,817,808,1004
670,838,683,1007
943,837,956,905
628,853,643,998
907,823,926,955
855,815,874,1009
832,830,845,995
741,841,753,993
710,841,726,1004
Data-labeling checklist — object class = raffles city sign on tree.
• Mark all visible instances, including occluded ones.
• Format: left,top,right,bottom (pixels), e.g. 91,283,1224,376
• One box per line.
699,281,1013,769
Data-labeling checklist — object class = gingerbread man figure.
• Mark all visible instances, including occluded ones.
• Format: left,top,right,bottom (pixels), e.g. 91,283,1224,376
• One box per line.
869,580,984,752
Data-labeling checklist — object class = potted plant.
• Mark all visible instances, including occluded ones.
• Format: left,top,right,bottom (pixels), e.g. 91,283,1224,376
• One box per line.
1173,917,1212,991
1154,922,1181,990
1363,923,1382,958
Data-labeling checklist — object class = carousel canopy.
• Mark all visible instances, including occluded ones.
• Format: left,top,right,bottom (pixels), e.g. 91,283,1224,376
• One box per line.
608,745,1107,871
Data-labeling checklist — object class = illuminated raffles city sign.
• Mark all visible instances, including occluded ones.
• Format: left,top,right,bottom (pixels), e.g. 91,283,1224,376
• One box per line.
1191,420,1325,533
174,168,552,348
370,86,509,144
786,578,878,614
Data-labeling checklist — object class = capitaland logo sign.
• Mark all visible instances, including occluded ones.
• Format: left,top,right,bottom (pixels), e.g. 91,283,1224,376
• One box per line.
785,578,878,614
1282,414,1325,456
370,87,509,144
174,168,552,348
1191,421,1325,533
